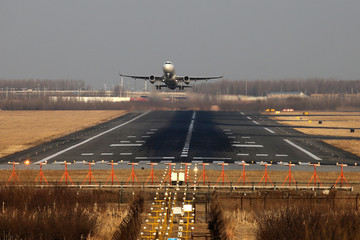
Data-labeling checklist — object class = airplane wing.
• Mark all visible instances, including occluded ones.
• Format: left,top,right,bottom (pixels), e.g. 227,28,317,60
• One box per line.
119,74,163,81
176,76,223,81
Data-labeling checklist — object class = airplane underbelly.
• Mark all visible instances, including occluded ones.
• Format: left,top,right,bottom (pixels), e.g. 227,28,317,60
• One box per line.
165,78,178,90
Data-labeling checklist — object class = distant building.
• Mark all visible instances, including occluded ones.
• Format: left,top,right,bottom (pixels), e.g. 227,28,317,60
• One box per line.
267,92,308,99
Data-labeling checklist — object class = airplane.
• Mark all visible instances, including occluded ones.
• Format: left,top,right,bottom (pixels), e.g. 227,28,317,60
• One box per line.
120,61,223,90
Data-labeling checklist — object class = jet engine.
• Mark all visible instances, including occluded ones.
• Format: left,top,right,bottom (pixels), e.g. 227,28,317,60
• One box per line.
149,75,156,84
183,76,190,84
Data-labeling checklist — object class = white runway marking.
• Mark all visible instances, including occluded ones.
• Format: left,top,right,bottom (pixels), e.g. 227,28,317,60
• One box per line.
232,144,264,148
142,136,150,138
264,127,275,134
223,129,230,132
136,140,145,143
120,153,132,156
240,112,245,115
276,154,288,157
245,142,255,144
127,136,136,138
101,153,114,156
256,154,268,157
150,129,158,131
284,139,322,160
135,156,175,160
237,153,250,156
247,116,252,120
227,136,236,139
193,157,232,160
81,153,94,156
252,120,260,125
180,111,196,158
146,132,155,134
34,111,150,164
110,144,142,147
242,136,250,139
120,141,130,143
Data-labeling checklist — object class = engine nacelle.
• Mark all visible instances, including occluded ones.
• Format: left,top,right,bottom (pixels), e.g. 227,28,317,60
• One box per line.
183,76,190,84
149,75,156,84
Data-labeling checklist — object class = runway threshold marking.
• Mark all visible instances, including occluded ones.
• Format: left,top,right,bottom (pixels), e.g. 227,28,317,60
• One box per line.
180,111,196,158
264,127,275,134
81,153,94,156
110,144,142,147
237,153,250,156
232,144,264,148
101,153,114,156
283,139,322,161
120,153,132,156
34,111,150,164
193,157,232,160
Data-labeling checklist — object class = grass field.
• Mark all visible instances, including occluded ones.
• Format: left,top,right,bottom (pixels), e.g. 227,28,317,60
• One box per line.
270,111,360,157
0,110,127,158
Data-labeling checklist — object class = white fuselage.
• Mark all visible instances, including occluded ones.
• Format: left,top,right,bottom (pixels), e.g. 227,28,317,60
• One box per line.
162,61,178,89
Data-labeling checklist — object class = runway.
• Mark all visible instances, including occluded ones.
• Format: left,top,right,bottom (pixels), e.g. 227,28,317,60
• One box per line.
1,111,359,166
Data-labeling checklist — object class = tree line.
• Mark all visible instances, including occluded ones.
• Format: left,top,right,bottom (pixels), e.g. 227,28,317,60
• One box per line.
192,78,360,96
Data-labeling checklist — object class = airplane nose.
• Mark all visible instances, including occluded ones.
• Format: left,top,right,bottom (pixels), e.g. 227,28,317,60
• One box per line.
163,64,174,72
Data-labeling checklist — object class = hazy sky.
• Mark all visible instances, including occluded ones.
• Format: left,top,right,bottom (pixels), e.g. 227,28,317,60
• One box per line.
1,1,360,89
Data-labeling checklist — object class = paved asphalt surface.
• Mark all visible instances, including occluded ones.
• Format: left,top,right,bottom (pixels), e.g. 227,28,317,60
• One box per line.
1,111,359,169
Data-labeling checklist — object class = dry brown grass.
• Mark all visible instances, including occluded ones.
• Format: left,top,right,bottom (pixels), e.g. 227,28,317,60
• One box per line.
270,111,360,157
0,110,127,158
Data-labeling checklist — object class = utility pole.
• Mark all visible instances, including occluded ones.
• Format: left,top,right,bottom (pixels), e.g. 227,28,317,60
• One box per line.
120,77,124,97
245,80,248,96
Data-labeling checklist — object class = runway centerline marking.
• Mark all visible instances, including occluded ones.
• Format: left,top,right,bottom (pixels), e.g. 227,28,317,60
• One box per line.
180,111,196,158
284,139,322,161
34,111,150,164
252,120,260,125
